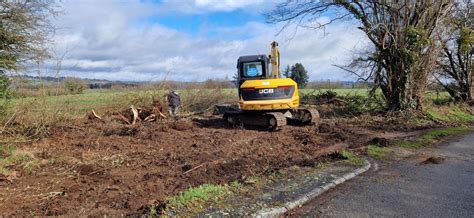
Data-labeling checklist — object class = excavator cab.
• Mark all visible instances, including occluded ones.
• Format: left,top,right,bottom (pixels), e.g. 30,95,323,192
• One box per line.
238,55,269,80
236,53,299,111
236,55,270,97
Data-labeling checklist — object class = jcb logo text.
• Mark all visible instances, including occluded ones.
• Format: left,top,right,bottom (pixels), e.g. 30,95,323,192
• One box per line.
259,89,274,94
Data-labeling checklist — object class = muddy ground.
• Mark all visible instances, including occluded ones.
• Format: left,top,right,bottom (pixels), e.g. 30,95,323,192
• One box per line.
0,113,416,216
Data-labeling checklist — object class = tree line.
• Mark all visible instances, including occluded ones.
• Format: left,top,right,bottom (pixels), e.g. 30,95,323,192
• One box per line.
1,0,473,114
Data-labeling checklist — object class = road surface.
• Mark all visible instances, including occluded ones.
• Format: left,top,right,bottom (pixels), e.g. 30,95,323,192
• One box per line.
291,132,474,217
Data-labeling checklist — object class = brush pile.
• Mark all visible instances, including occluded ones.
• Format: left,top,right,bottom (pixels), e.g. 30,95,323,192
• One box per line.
301,90,345,105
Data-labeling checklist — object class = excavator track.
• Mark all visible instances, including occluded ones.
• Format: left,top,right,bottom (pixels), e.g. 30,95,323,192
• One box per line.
288,108,320,126
303,108,320,125
224,111,287,130
263,112,287,130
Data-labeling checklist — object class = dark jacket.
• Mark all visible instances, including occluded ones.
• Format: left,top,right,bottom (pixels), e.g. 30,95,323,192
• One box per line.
167,92,181,107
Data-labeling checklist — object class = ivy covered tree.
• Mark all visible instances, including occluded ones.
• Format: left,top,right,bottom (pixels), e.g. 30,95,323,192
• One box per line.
434,0,473,101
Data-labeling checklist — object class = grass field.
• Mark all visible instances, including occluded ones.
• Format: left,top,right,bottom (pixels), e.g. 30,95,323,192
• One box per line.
5,88,371,116
10,89,135,116
4,87,453,119
299,88,370,96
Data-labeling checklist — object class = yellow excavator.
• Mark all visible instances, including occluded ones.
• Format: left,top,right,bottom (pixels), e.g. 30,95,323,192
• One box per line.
219,41,320,130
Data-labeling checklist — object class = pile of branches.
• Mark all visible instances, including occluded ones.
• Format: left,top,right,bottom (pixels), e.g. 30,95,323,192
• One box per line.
87,99,168,125
301,91,345,105
302,91,385,117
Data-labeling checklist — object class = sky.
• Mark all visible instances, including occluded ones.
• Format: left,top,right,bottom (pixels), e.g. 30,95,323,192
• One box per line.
41,0,368,82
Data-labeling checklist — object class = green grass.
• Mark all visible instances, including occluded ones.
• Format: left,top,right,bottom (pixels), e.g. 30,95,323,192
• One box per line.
395,127,472,149
299,88,369,96
4,87,455,119
396,140,423,149
7,88,236,117
167,184,231,210
426,105,474,123
426,108,451,122
450,107,474,121
367,144,391,160
422,127,471,141
148,206,159,217
340,150,365,166
229,180,243,190
10,89,146,115
163,173,282,215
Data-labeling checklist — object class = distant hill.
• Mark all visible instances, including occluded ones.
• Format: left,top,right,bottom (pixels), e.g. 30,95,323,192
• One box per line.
10,75,368,90
10,74,140,84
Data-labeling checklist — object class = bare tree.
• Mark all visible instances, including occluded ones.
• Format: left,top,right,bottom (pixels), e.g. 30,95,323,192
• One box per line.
0,0,58,73
267,0,454,111
434,0,473,101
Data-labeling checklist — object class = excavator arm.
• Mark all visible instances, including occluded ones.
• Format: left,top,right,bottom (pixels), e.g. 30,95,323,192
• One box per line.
269,41,280,79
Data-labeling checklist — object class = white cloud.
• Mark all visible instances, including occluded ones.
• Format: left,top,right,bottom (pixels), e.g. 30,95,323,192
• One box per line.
38,1,368,82
195,0,268,11
158,0,278,14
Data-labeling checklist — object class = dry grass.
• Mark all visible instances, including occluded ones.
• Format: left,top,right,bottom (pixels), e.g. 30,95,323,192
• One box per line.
180,88,236,113
13,85,69,98
0,94,74,138
0,87,236,139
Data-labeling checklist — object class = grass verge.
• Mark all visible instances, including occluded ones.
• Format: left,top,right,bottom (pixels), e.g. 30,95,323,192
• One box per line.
426,105,474,123
166,183,233,213
340,150,365,166
395,127,472,149
367,144,391,160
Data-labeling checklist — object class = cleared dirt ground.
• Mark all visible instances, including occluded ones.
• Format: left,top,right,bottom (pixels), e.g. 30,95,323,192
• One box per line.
0,114,413,216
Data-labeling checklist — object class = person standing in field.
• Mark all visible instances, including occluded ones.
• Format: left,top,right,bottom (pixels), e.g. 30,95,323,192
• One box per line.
167,90,181,117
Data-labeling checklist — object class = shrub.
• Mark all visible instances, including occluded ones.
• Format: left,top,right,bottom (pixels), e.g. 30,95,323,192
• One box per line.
64,78,86,94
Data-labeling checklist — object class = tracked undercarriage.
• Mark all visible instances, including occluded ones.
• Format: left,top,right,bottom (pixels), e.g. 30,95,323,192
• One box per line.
222,108,320,130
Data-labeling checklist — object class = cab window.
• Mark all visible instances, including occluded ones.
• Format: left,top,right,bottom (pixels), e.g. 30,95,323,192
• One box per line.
243,62,263,77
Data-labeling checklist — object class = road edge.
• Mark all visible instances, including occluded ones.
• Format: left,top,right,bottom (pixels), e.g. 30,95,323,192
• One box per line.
254,160,371,217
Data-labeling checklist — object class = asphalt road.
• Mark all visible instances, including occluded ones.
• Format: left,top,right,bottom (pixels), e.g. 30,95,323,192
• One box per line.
291,132,474,217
